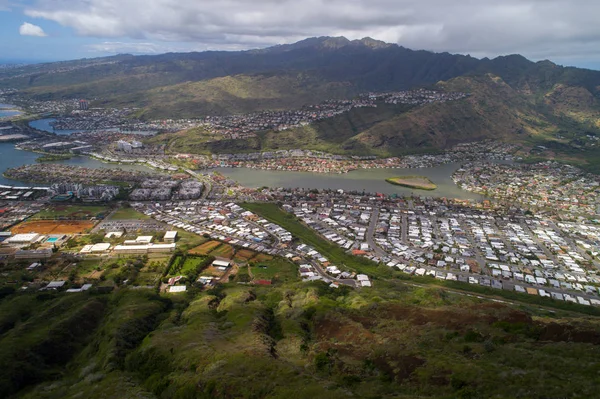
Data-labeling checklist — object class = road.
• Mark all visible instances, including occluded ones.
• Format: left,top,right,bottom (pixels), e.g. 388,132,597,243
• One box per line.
366,208,388,258
184,169,212,199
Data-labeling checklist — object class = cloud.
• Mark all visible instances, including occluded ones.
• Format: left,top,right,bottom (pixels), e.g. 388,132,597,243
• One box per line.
19,22,47,37
22,0,600,62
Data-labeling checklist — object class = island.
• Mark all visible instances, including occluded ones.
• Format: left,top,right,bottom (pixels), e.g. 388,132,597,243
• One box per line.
385,175,437,190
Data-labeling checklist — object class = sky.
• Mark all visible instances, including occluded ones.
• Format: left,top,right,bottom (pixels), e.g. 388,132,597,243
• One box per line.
2,0,600,69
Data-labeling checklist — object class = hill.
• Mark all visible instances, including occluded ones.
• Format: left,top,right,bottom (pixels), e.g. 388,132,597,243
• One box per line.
149,72,600,158
4,279,600,399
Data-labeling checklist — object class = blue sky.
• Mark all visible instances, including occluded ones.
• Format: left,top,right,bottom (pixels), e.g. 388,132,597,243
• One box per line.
0,1,179,62
2,0,600,69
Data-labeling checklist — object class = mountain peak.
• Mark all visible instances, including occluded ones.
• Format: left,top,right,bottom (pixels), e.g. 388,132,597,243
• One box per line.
351,37,393,49
256,36,395,54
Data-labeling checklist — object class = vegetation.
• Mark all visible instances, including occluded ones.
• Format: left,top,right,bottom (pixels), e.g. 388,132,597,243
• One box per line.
4,281,600,399
107,207,150,220
385,175,437,190
35,154,73,163
32,205,110,220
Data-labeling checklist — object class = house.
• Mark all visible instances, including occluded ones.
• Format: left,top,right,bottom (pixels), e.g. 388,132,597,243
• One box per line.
43,280,65,290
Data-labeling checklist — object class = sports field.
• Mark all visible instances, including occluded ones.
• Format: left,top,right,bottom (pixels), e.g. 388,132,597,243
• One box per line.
12,220,96,234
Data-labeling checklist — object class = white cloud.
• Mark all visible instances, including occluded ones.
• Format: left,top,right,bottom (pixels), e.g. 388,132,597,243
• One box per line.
22,0,600,61
19,22,47,37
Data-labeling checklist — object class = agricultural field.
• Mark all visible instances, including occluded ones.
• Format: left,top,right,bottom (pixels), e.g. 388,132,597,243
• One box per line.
209,243,234,258
250,253,274,263
135,257,171,286
250,257,298,283
189,240,221,255
234,249,256,262
32,205,110,220
175,230,207,251
12,220,96,234
167,255,208,279
107,207,151,220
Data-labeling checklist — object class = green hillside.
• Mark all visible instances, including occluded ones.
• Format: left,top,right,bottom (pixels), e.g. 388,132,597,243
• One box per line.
4,279,600,399
147,72,600,159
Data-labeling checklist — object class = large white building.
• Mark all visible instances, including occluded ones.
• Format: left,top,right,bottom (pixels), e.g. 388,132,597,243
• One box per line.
113,243,176,255
164,231,178,243
6,233,41,244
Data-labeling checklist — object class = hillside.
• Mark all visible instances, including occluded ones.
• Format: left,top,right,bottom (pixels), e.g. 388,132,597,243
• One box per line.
4,279,600,399
149,73,600,157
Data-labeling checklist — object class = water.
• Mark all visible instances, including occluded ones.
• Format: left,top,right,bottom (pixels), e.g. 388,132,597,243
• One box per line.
215,162,486,200
29,118,88,135
0,104,21,118
29,118,156,136
0,142,154,186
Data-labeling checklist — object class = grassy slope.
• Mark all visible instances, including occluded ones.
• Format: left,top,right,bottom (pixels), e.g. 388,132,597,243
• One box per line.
130,73,356,119
12,282,600,399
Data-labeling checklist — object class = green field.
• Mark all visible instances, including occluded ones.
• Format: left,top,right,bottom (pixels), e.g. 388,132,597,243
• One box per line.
168,255,209,281
250,257,298,283
107,207,150,220
33,205,110,219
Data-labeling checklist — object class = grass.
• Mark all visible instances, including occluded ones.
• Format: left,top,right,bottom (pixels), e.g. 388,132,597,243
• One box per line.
180,257,206,275
174,230,207,252
33,205,110,220
4,277,600,399
107,207,150,220
385,175,437,190
250,257,298,283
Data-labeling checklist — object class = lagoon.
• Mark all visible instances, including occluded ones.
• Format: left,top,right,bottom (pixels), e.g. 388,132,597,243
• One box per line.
0,104,21,118
29,118,90,135
214,162,487,200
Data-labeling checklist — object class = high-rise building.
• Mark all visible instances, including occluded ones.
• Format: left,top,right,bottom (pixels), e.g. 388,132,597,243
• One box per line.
79,99,89,110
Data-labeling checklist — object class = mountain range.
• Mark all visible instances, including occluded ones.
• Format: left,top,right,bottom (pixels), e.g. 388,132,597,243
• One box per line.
3,36,600,161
